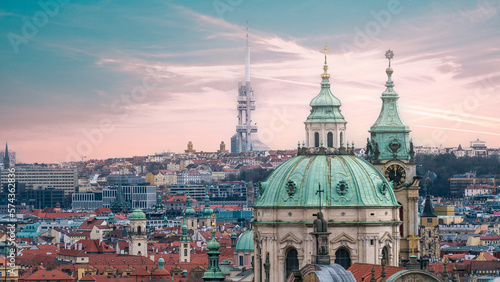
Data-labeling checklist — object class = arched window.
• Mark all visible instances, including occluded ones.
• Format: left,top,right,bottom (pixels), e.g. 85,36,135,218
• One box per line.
137,225,142,235
184,249,187,256
339,132,344,145
382,247,389,264
285,248,299,280
335,248,351,269
327,132,333,148
314,132,320,147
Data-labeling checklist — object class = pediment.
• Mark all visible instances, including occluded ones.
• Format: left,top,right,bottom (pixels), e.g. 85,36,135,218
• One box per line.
280,232,302,245
380,232,394,243
330,232,356,245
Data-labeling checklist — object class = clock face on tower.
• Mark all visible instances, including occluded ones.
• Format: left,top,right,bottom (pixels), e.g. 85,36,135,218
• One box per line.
384,164,406,186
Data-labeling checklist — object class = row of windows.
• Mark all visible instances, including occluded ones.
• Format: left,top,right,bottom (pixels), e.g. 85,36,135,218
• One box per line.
313,132,343,147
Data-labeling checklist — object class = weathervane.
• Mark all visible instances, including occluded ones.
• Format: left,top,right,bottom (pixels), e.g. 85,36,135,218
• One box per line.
385,49,394,67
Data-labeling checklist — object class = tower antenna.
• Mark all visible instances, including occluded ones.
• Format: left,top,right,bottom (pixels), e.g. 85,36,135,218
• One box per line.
245,20,250,82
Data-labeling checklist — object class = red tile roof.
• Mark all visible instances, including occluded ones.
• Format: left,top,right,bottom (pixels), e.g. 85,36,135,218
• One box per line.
348,263,405,282
18,267,74,282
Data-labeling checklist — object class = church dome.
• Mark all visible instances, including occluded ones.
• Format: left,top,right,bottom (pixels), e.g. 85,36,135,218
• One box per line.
183,194,196,216
254,154,399,208
305,61,345,123
309,88,341,108
235,229,254,252
202,194,213,216
129,208,146,220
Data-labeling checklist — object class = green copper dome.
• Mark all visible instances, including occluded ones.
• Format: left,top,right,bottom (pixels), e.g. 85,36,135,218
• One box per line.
202,193,213,216
254,155,399,208
183,194,196,216
129,208,146,220
207,230,221,251
305,59,346,123
235,229,254,252
231,231,237,239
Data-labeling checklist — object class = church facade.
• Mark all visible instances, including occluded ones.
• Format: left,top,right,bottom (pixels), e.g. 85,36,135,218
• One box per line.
252,48,410,282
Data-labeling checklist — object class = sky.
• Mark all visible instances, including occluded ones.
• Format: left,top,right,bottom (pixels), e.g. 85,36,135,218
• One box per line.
0,0,499,163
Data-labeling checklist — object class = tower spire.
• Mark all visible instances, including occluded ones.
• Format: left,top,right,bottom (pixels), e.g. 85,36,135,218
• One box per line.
180,214,191,262
232,21,258,153
3,142,10,169
320,42,331,81
384,49,395,91
245,20,250,82
203,215,225,281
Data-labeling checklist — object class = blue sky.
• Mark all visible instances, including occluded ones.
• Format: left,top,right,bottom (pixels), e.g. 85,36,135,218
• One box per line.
1,0,499,163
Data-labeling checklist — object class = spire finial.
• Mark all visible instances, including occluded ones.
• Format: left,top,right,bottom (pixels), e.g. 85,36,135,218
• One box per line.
370,265,376,282
385,49,394,67
320,42,330,79
321,42,330,64
245,20,251,82
384,50,395,89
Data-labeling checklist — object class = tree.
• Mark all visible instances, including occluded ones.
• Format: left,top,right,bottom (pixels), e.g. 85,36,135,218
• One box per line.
416,154,500,197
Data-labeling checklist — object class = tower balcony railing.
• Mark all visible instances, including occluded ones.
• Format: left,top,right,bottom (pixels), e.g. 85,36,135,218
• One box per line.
237,105,256,110
237,96,255,102
236,125,257,132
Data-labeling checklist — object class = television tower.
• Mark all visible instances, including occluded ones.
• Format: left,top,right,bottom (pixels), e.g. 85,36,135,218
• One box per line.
233,22,257,153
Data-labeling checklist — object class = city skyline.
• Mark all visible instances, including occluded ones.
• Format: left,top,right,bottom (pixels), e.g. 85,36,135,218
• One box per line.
1,0,499,163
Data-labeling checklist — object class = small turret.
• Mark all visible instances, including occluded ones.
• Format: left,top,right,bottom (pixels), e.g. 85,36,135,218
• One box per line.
203,216,225,282
202,192,213,217
108,212,115,224
230,231,237,248
154,194,164,211
183,193,196,217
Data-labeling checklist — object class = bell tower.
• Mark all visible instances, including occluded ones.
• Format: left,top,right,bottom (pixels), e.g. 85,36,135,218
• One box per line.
304,43,347,148
183,193,197,230
179,217,191,263
366,50,420,263
128,208,147,257
420,173,439,259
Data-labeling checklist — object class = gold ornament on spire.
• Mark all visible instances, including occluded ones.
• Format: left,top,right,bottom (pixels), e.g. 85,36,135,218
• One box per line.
211,213,216,228
321,42,330,56
321,42,331,79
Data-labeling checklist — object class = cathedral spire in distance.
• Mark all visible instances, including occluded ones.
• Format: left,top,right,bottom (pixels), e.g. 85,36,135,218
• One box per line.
3,142,10,169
